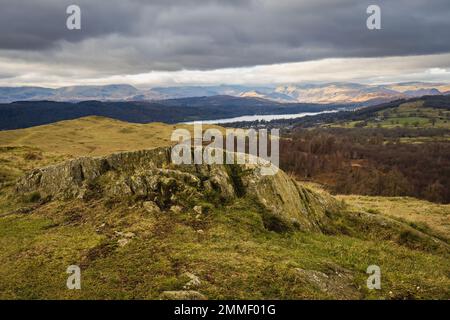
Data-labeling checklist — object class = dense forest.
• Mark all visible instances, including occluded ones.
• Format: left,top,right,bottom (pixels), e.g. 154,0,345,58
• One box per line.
280,128,450,203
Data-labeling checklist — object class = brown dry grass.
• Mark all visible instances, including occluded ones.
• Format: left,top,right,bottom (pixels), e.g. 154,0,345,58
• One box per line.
0,116,224,158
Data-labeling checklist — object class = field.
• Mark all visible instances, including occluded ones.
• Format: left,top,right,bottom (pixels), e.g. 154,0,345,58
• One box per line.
325,101,450,129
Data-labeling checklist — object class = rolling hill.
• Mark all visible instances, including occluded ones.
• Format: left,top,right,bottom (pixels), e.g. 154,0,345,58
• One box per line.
289,95,450,129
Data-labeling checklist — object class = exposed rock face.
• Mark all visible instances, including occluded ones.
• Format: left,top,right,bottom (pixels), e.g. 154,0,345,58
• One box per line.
294,267,360,299
15,147,334,232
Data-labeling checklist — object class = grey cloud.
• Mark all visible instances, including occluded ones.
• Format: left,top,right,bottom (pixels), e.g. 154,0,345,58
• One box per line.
0,0,140,50
0,73,14,80
0,0,449,74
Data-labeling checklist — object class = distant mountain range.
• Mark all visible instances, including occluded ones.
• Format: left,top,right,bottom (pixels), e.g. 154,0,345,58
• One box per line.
1,82,449,104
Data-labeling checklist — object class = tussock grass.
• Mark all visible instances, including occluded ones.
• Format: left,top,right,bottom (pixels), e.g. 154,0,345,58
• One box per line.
0,197,448,300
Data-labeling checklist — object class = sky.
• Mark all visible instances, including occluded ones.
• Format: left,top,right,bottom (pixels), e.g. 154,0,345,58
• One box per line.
1,0,450,88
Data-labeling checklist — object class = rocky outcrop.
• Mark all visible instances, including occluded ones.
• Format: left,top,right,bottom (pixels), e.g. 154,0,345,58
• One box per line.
160,290,207,300
294,267,360,299
15,147,335,232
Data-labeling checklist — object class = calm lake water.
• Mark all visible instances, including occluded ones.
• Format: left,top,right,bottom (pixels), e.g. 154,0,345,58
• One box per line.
184,110,338,124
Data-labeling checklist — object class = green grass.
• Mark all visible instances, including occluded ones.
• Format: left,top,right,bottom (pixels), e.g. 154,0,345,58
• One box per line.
0,197,448,300
0,214,104,299
335,194,450,241
325,101,450,130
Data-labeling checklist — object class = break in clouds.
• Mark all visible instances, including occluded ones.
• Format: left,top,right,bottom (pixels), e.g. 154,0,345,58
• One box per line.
1,0,450,84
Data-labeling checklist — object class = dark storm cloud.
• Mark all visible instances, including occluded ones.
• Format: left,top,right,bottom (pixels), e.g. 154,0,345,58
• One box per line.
0,0,449,73
0,0,140,49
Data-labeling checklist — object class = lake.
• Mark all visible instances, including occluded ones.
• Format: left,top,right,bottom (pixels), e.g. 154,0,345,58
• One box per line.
183,110,338,124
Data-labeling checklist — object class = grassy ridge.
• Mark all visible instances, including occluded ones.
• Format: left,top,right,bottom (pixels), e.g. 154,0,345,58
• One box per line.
0,116,185,157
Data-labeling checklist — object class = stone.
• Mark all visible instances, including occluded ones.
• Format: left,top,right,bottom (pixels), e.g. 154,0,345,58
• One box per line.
143,201,160,213
193,205,203,215
182,272,201,290
294,267,359,299
95,223,106,233
160,290,207,300
294,268,329,291
170,205,183,214
117,238,130,247
115,231,135,238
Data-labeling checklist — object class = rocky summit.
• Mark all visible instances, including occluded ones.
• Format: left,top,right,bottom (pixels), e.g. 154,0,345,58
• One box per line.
15,147,335,232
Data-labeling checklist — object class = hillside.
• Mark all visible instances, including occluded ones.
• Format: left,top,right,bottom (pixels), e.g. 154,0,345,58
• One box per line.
286,95,450,129
0,116,188,157
0,117,449,299
325,100,450,129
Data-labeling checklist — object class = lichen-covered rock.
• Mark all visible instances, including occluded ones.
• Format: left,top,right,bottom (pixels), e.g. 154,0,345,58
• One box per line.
294,267,360,299
143,201,161,213
160,290,207,300
15,147,337,232
182,272,201,290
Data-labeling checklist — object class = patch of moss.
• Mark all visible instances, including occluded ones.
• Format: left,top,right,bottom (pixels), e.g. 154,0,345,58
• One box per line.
22,191,41,203
261,211,295,233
